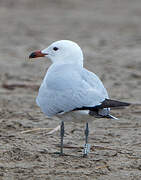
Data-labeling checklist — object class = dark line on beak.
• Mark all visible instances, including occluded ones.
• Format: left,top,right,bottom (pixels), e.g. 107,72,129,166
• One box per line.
29,52,37,59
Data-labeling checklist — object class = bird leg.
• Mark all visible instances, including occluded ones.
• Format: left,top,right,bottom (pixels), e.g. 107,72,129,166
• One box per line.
83,122,91,157
60,121,65,155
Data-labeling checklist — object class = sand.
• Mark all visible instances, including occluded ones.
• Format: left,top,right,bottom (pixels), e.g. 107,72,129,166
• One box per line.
0,0,141,179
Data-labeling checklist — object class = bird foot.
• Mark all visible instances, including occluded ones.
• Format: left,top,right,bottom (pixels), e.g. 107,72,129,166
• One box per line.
83,143,91,157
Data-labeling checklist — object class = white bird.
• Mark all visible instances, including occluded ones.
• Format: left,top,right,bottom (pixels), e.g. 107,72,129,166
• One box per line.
29,40,130,157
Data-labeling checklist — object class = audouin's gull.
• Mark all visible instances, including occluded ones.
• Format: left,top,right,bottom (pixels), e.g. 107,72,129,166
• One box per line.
29,40,130,157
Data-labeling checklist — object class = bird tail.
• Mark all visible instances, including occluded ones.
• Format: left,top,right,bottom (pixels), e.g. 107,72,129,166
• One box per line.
73,99,130,121
105,114,119,120
89,99,130,119
73,99,130,112
95,99,129,120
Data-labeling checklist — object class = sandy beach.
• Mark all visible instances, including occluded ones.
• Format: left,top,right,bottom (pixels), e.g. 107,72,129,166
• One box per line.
0,0,141,179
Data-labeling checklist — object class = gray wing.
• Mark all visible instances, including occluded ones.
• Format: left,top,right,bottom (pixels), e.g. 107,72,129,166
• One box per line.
81,68,110,117
82,68,109,99
36,65,109,117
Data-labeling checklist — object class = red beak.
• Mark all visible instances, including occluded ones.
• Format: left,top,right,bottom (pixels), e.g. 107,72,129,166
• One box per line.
29,50,48,59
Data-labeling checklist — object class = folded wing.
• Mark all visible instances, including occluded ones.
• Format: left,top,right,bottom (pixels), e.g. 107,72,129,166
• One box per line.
36,65,109,117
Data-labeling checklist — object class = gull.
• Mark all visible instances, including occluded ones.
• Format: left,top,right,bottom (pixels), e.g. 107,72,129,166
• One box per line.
29,40,130,157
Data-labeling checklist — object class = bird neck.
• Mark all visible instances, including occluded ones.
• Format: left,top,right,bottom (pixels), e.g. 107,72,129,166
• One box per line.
52,55,84,67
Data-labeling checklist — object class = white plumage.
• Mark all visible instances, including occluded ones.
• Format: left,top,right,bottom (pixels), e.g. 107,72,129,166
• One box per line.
36,40,109,118
29,40,129,156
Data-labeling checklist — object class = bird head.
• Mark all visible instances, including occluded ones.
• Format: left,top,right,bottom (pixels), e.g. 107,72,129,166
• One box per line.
29,40,83,66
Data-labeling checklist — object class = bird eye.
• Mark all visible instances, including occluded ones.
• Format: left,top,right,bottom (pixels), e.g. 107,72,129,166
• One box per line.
53,47,59,51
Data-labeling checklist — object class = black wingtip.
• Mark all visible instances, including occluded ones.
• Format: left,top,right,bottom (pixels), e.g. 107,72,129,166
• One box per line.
102,99,130,108
72,99,131,112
